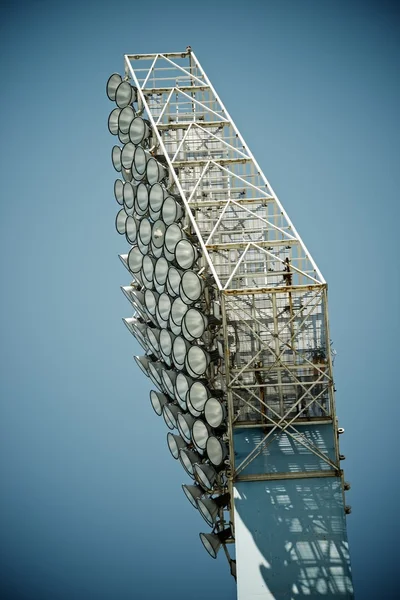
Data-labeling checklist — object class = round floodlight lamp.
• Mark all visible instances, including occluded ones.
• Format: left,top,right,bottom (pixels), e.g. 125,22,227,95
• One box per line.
115,80,137,108
129,116,152,145
127,246,143,273
182,309,207,342
115,209,128,234
108,108,121,135
123,181,135,209
167,266,182,297
121,142,136,170
167,432,187,459
206,436,228,467
112,146,122,171
174,373,194,411
179,449,201,478
106,73,122,101
149,183,166,217
135,183,149,215
138,218,152,247
165,223,184,255
161,370,178,398
177,412,196,443
182,484,204,509
192,419,212,451
114,179,124,205
175,239,199,270
118,106,136,134
172,336,191,371
144,289,159,317
134,355,152,377
194,463,219,490
204,397,227,429
180,271,205,304
147,157,168,185
150,390,169,416
170,297,188,328
187,381,210,417
133,146,150,175
118,129,130,144
199,527,232,559
162,403,181,430
185,346,218,379
197,493,231,527
161,196,183,226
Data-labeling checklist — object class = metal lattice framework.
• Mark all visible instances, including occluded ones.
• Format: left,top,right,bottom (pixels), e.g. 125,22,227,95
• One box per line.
107,48,349,584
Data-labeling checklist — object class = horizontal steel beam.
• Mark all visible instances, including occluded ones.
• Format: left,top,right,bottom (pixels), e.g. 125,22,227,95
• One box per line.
233,417,333,428
223,284,326,295
235,469,340,482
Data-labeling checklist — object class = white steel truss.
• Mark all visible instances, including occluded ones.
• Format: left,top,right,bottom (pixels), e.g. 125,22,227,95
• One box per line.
124,49,343,530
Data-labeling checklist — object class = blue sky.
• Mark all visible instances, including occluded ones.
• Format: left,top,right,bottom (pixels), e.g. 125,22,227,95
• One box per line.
0,1,399,598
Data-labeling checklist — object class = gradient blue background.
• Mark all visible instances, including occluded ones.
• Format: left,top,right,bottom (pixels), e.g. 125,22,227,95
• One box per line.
1,1,398,598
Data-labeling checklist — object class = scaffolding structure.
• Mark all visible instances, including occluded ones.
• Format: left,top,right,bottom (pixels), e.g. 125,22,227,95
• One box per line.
110,48,354,598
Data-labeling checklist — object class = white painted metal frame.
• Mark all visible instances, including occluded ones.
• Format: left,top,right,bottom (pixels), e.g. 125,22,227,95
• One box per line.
122,48,343,545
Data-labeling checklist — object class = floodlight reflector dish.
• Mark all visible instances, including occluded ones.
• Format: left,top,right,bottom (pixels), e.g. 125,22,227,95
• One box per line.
118,129,130,144
204,397,227,428
147,157,168,185
194,463,218,490
187,381,210,417
146,327,161,355
108,108,121,135
180,271,204,304
172,336,191,370
175,239,198,270
144,289,159,316
127,246,143,273
154,257,169,287
115,80,137,108
182,309,207,342
167,432,187,459
167,266,182,297
151,220,166,249
177,412,196,443
182,484,204,509
121,142,136,170
106,73,122,101
163,403,181,430
150,390,169,416
122,181,135,209
115,209,128,234
149,183,166,215
121,167,133,182
196,498,219,527
179,449,201,478
138,219,152,247
158,293,172,322
170,297,188,327
142,255,155,282
133,146,149,175
134,355,152,376
161,196,183,225
114,179,124,205
174,373,194,411
199,528,232,559
161,370,178,398
136,183,149,215
206,436,228,467
197,493,230,527
159,329,175,356
112,146,122,171
185,346,213,378
192,419,212,451
129,116,152,145
165,223,184,254
125,216,139,244
118,106,135,134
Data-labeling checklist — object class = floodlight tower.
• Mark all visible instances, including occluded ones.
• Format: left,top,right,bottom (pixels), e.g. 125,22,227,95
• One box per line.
106,48,354,598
